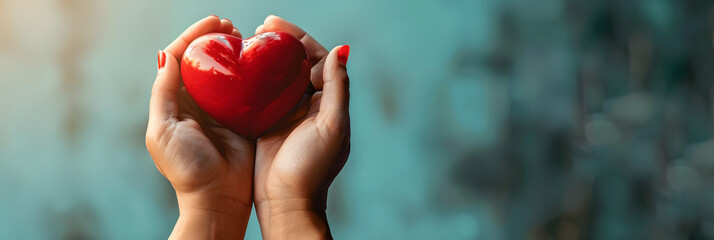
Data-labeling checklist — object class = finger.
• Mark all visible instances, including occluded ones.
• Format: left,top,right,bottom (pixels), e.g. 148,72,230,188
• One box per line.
259,15,328,64
310,58,326,90
219,18,235,34
307,92,323,117
231,27,242,38
258,15,328,90
318,46,350,129
148,51,181,134
164,15,222,62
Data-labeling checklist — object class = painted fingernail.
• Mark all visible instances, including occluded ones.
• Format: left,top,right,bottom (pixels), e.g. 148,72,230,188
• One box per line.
209,15,218,18
338,45,350,65
157,50,166,70
223,18,231,23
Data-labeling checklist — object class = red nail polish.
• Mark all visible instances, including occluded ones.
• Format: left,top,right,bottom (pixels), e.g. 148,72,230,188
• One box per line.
157,50,166,70
338,45,350,65
223,18,232,23
209,15,218,18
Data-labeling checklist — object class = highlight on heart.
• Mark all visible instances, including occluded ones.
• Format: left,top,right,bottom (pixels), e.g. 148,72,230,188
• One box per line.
2,1,713,239
181,32,311,138
148,15,351,239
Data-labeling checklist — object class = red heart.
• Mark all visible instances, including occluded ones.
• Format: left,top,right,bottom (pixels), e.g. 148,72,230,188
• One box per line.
181,32,310,138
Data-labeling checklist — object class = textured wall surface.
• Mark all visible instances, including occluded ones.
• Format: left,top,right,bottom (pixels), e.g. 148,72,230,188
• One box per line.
1,0,713,239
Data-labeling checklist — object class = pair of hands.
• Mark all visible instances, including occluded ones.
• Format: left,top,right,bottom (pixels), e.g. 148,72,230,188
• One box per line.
146,15,350,239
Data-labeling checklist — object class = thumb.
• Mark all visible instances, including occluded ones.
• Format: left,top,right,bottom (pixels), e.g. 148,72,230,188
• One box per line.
147,50,181,138
317,45,350,129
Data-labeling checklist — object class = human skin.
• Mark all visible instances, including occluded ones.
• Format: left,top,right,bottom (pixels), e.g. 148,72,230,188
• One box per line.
253,15,351,240
146,15,253,239
146,15,350,239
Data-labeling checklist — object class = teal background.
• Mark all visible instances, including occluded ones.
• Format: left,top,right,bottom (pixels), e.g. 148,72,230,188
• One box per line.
1,0,714,239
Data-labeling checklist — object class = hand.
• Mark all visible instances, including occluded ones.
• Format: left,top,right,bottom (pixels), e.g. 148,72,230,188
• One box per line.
253,16,351,239
146,15,252,239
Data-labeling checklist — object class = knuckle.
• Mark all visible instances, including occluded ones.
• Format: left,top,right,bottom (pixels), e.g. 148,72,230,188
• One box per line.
150,85,162,98
325,114,349,137
150,86,170,102
145,124,167,151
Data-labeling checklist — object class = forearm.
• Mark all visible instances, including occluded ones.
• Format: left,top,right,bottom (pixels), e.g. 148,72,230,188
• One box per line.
170,193,252,240
256,199,332,240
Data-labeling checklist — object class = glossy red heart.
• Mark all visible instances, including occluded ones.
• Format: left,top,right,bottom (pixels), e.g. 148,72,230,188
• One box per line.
181,32,310,138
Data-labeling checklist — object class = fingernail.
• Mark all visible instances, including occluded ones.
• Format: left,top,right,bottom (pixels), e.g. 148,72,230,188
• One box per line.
338,45,350,65
209,15,218,18
157,50,166,70
223,18,231,23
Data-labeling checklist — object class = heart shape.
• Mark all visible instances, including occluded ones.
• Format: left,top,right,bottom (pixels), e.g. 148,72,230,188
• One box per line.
181,32,310,138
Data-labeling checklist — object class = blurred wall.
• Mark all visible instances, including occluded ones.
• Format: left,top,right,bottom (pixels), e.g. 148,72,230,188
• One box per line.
0,0,713,239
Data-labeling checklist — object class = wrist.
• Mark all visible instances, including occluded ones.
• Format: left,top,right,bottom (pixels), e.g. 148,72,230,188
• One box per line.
177,191,253,217
256,197,326,213
170,209,247,240
255,198,331,239
170,192,252,239
268,210,331,240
